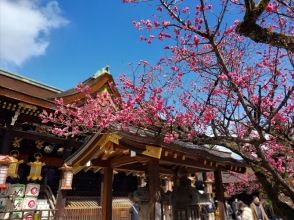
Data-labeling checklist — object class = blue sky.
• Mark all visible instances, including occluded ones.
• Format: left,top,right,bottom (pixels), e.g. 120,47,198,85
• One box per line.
0,0,164,90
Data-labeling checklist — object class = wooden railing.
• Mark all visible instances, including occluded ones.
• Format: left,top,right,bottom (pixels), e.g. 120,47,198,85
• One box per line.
43,185,56,207
63,207,130,220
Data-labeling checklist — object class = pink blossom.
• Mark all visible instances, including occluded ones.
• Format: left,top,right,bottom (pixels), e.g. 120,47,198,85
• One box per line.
266,4,276,13
162,21,170,27
193,35,199,45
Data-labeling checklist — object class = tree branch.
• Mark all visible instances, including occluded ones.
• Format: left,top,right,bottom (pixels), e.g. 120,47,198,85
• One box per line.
236,0,294,51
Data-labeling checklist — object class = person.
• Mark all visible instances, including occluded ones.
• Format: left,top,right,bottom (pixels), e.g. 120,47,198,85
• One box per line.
250,196,269,220
225,200,233,220
232,197,241,219
260,196,276,220
206,197,215,220
239,202,253,220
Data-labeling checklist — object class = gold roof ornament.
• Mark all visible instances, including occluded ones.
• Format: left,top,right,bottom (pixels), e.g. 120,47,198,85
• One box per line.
35,140,44,149
93,66,110,79
12,137,22,148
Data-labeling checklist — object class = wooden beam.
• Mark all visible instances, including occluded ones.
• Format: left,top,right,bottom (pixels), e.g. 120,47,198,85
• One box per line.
101,167,113,220
161,156,214,171
0,126,82,147
90,158,110,167
111,155,149,167
214,170,226,220
117,163,174,175
148,159,160,220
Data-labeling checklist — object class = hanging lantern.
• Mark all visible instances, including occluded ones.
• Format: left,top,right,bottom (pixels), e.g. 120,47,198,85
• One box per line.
204,179,214,194
8,150,23,178
0,155,13,189
27,153,45,181
60,163,73,190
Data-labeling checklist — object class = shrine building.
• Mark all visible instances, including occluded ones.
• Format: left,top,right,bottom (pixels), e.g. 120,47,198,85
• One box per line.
0,68,246,220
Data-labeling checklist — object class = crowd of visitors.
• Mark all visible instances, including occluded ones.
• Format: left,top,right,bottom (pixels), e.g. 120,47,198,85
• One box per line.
226,195,278,220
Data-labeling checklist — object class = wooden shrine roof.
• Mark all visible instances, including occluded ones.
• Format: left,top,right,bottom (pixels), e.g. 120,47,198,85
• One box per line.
0,69,59,109
65,129,246,176
51,67,119,104
0,67,117,109
0,68,115,166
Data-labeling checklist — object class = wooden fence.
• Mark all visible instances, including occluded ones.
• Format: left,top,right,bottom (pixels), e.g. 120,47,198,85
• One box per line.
63,207,130,220
63,197,131,220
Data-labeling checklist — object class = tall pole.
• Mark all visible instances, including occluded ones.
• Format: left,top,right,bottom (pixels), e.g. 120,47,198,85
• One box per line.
55,179,67,219
101,167,113,220
148,159,160,220
214,170,227,220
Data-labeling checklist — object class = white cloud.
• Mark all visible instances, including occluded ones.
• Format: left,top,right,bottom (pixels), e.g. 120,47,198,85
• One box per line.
0,0,68,66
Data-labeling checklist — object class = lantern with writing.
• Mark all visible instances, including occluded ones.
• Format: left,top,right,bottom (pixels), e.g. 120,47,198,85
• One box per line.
60,164,73,190
0,155,13,189
27,153,45,181
8,150,23,178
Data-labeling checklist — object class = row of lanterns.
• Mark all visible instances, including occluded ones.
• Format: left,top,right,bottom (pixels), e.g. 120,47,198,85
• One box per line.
0,153,73,190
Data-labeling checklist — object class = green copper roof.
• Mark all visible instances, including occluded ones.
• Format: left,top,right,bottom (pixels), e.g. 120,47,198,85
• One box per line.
93,65,111,79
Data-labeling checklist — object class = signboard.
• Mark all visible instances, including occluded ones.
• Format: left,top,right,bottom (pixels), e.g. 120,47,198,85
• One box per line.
37,199,50,219
0,212,9,220
13,197,23,210
0,197,8,212
25,183,40,197
12,184,25,197
0,183,12,197
10,212,23,219
142,145,162,159
23,212,34,220
22,197,37,210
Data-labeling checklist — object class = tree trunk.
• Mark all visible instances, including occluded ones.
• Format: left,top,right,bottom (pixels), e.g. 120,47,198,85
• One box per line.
253,169,294,220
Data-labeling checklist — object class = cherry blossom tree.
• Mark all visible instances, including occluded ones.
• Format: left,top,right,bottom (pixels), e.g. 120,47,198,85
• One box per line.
41,0,294,218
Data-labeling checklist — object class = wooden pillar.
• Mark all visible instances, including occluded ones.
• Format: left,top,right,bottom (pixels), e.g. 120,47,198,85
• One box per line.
55,179,67,219
148,159,160,220
101,167,113,220
214,170,226,220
